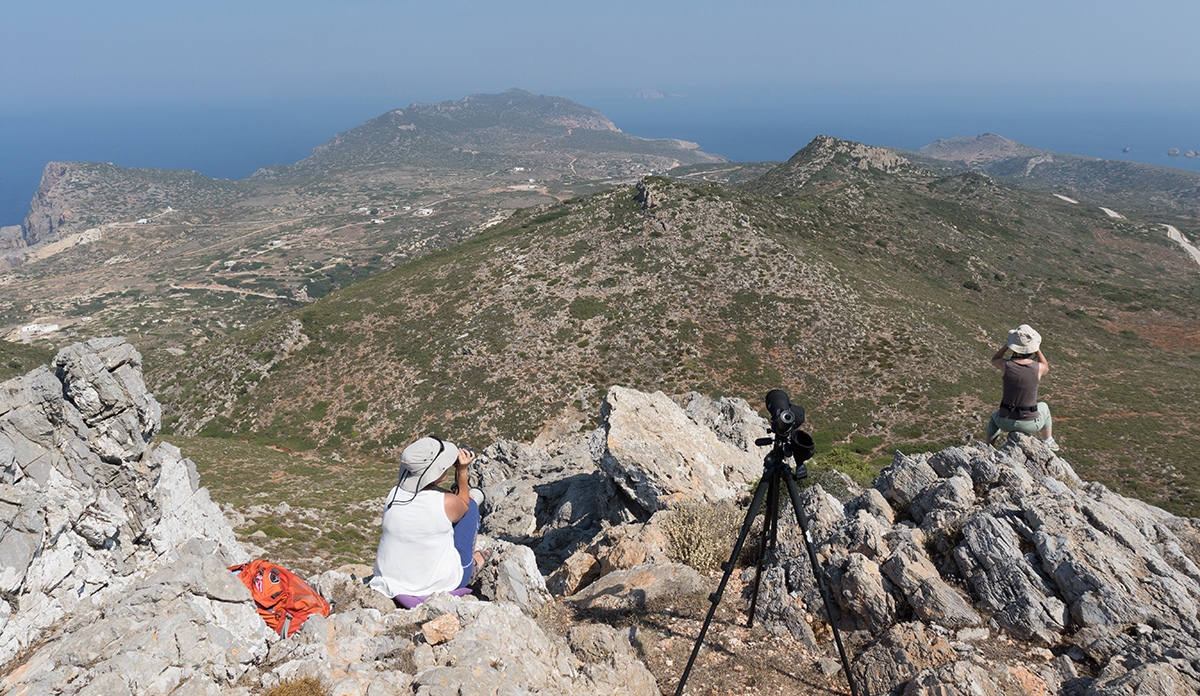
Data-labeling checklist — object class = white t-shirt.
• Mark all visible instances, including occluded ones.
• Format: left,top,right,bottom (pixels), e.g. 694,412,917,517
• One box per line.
369,488,465,597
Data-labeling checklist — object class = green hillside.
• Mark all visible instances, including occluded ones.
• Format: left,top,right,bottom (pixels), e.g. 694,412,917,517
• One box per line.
149,136,1200,516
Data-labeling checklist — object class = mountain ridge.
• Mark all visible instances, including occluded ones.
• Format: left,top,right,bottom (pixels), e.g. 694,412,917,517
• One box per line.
152,136,1200,516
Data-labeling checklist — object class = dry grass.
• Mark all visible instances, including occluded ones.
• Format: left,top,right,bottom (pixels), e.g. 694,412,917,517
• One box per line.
260,676,329,696
663,500,744,572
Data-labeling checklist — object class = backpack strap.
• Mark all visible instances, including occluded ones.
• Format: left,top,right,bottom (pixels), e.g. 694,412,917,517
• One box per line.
281,612,292,638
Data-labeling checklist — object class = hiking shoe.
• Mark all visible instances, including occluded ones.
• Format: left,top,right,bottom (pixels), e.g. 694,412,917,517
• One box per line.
1045,437,1060,452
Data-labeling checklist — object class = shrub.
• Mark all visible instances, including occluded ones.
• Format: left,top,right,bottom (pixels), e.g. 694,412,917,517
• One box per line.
664,500,742,572
262,676,330,696
813,448,878,486
569,296,607,320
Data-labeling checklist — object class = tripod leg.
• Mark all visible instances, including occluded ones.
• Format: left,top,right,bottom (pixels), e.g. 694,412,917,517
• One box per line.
745,470,779,628
674,476,770,696
781,470,865,696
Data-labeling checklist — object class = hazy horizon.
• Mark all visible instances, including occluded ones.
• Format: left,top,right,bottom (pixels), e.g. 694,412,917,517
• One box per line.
3,1,1197,227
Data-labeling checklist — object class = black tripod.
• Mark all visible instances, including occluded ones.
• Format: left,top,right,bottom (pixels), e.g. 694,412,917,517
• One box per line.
674,391,863,696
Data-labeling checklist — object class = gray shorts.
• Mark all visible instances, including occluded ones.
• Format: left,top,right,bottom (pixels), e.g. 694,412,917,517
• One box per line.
986,402,1051,439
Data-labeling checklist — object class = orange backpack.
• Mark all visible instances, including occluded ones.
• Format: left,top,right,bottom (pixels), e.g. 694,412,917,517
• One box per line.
229,560,332,638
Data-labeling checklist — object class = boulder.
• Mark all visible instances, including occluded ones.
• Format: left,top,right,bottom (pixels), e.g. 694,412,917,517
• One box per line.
472,541,550,614
902,659,1057,695
746,564,820,651
547,549,601,596
675,391,772,457
593,387,760,517
566,625,660,696
590,515,672,575
875,452,939,517
881,542,981,628
567,563,708,613
1086,627,1200,695
827,552,897,634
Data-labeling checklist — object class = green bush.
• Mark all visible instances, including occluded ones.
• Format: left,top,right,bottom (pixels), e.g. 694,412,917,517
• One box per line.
568,296,607,320
664,500,742,572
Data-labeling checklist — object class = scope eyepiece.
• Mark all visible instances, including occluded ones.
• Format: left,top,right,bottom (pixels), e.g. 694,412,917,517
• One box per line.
765,389,805,435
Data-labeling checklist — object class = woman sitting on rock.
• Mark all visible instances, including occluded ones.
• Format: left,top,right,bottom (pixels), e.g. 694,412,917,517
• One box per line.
369,437,488,603
986,324,1059,451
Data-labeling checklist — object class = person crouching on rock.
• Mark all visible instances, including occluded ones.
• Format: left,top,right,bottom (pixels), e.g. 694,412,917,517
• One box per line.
369,436,489,603
986,324,1059,451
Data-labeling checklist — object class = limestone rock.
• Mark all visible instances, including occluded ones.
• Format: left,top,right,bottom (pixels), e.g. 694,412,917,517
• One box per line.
953,506,1068,644
882,542,981,628
0,226,23,270
827,552,896,634
1086,627,1200,695
590,515,671,575
567,563,707,612
675,391,772,457
594,386,760,517
547,550,601,596
472,541,550,614
480,477,539,538
566,624,659,695
0,338,248,671
855,622,956,695
875,452,939,517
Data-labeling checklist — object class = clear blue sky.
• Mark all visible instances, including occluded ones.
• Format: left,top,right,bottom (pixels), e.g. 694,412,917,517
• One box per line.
3,0,1198,106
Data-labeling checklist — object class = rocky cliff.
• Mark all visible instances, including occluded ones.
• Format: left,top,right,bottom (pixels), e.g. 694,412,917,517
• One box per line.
0,225,23,270
3,342,1200,694
21,161,246,244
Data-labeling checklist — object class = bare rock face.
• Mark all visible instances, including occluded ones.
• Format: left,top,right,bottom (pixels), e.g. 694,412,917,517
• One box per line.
22,162,73,245
0,338,260,692
594,386,761,518
0,225,24,270
567,563,708,613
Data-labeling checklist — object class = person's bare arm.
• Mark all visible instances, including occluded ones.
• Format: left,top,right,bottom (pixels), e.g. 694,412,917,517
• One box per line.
1035,349,1050,378
990,343,1008,371
443,448,475,523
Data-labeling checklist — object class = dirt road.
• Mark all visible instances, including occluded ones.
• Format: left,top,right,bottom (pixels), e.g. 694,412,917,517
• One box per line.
1163,224,1200,268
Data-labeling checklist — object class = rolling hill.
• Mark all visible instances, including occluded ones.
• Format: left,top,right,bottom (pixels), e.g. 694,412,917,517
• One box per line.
0,90,729,354
151,136,1200,517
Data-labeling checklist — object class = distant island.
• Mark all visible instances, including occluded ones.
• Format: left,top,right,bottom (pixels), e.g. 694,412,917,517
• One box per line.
629,88,687,99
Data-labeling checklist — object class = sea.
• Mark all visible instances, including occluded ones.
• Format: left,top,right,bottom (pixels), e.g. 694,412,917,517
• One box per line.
3,85,1198,229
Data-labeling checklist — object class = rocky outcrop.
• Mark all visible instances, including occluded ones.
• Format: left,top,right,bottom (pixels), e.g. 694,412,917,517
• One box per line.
0,343,665,695
0,225,24,270
594,386,764,518
0,337,259,691
6,354,1200,694
750,435,1200,694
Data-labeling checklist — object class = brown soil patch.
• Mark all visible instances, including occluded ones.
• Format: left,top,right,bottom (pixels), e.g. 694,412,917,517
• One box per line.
554,572,859,696
1100,313,1200,351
